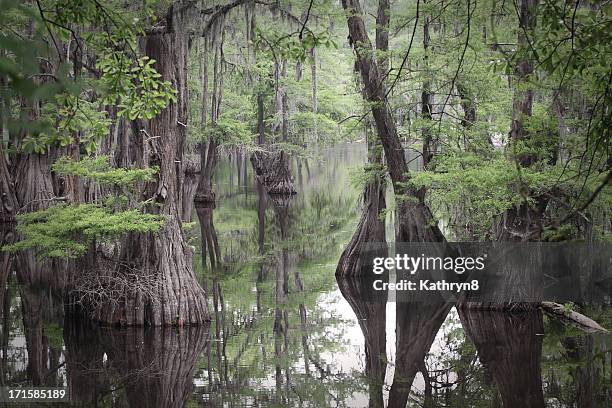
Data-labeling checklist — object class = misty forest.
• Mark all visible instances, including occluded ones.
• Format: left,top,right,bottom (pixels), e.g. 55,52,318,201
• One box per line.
0,0,610,406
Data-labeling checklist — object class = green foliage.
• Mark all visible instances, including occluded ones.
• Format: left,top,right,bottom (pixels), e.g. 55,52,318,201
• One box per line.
203,116,253,146
53,155,158,186
21,93,112,154
254,28,337,63
99,55,177,120
349,162,387,190
0,0,175,156
411,154,523,239
3,204,163,258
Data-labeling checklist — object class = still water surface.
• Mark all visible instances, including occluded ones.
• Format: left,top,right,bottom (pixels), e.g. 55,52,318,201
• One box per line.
2,143,610,407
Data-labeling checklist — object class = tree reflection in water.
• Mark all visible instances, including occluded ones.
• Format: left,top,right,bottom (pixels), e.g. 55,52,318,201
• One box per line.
64,323,208,407
337,276,387,408
0,145,609,406
458,308,546,408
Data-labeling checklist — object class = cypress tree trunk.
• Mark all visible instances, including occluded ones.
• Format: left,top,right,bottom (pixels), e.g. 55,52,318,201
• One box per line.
337,278,387,407
82,2,208,326
462,0,542,311
251,150,296,195
499,0,544,241
341,0,445,243
0,144,17,222
14,152,56,213
64,322,208,407
336,0,389,277
105,327,208,407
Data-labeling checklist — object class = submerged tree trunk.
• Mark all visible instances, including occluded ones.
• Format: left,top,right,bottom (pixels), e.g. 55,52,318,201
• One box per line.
335,168,386,276
196,138,218,205
195,202,221,271
64,322,208,407
77,2,209,326
251,150,296,195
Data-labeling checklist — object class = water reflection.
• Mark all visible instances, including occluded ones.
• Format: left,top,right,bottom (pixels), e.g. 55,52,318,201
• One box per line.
458,308,545,407
0,144,609,407
336,277,387,408
64,323,208,406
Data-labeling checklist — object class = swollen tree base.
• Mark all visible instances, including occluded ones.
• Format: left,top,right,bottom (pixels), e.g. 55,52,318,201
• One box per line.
251,150,297,195
336,180,386,277
69,4,210,327
72,219,209,327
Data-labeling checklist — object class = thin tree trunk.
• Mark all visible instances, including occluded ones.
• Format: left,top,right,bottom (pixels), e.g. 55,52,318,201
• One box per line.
196,31,224,205
341,0,445,243
310,47,317,142
421,15,434,170
281,59,289,142
499,0,544,242
257,92,265,145
456,82,476,129
0,143,17,222
337,0,390,277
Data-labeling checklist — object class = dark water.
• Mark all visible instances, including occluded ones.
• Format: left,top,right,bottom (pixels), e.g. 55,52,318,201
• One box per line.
1,143,610,407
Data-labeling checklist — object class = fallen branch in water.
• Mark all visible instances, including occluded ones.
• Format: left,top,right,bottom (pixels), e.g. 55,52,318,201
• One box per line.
541,302,608,334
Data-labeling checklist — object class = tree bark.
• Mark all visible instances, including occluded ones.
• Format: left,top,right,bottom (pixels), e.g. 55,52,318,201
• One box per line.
341,0,445,243
499,0,544,242
80,2,209,326
0,143,17,222
251,150,296,195
336,0,389,277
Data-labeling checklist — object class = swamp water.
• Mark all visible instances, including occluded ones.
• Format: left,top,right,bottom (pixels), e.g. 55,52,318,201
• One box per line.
1,143,610,407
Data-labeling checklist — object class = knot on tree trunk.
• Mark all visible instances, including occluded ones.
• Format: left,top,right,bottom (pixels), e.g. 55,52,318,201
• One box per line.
194,190,216,205
250,150,297,196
